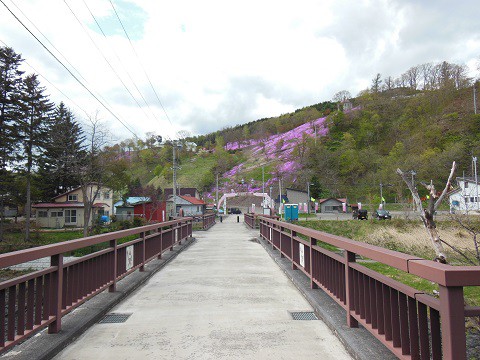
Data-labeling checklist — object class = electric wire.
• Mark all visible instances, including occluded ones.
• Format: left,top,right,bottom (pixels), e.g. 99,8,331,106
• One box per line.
108,0,174,128
0,0,138,138
1,38,90,118
3,0,133,133
64,0,152,123
7,0,89,84
82,0,163,126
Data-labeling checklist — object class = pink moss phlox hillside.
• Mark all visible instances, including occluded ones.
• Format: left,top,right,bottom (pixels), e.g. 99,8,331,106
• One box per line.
219,116,329,194
224,116,328,154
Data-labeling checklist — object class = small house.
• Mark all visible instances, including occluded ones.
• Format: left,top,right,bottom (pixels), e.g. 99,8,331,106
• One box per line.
114,197,150,221
319,198,347,213
449,177,480,212
167,195,206,217
33,184,113,228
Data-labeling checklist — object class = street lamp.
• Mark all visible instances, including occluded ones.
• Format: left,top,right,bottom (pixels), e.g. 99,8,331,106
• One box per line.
307,182,314,215
380,183,393,209
409,170,417,210
473,156,478,210
269,186,273,210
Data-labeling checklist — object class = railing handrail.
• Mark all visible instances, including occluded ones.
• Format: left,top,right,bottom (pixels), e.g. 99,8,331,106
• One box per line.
259,216,480,286
0,218,193,269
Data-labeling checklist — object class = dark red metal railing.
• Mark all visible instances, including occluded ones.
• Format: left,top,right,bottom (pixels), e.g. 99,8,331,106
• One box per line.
0,218,193,353
244,213,279,229
259,217,480,360
201,213,216,230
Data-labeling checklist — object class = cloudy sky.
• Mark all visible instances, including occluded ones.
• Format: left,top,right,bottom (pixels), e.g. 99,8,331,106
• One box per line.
1,0,479,141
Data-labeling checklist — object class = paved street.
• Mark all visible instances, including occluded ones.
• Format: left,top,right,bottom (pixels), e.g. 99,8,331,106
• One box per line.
54,215,352,360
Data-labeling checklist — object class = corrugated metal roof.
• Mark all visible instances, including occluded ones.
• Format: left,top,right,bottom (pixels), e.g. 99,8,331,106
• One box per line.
32,202,105,208
180,196,205,205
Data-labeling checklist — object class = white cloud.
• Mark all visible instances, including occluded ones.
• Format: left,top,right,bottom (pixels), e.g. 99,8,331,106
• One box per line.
1,0,479,141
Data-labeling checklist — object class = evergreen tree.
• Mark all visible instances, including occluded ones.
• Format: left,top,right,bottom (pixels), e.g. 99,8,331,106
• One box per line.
38,102,85,199
0,46,24,241
18,74,53,241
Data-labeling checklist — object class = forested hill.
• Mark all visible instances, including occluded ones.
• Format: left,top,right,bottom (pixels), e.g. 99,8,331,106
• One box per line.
182,73,480,205
2,41,479,210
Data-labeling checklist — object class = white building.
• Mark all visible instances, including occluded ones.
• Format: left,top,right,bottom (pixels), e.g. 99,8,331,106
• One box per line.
449,177,480,213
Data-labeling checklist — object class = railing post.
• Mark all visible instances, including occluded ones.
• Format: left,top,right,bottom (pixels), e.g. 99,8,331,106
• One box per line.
179,222,183,245
344,250,358,328
291,230,297,270
279,226,284,258
140,231,146,272
48,254,63,334
310,237,318,289
158,228,163,259
439,285,466,359
109,239,117,292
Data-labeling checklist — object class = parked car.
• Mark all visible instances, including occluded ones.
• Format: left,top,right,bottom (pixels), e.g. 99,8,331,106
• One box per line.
374,209,392,220
228,207,242,214
353,209,368,220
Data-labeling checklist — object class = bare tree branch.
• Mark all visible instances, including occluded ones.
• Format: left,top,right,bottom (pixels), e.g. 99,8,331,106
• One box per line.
398,163,456,264
435,161,456,209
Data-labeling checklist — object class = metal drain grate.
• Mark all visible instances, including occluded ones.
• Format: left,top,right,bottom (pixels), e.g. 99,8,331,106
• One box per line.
99,313,132,324
290,311,318,320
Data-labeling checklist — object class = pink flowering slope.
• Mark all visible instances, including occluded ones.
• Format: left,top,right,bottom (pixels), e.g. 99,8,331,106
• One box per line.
208,116,329,198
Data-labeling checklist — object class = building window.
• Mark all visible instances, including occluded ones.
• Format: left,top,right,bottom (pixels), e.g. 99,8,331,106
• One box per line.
38,211,48,218
68,194,78,201
65,209,77,224
465,181,469,188
51,211,63,217
103,191,110,199
471,197,475,203
465,197,469,203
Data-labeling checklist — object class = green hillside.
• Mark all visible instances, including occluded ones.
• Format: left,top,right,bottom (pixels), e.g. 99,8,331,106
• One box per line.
123,82,480,207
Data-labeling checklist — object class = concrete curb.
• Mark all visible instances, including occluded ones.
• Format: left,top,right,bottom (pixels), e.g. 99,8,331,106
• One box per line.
257,235,397,360
2,237,197,360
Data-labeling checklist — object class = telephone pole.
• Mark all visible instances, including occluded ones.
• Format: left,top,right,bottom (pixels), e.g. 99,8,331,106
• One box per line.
172,141,181,218
474,85,477,115
474,156,478,210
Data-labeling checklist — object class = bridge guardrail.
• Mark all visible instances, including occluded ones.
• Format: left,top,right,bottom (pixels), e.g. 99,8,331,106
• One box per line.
258,216,480,360
244,213,279,229
0,218,193,354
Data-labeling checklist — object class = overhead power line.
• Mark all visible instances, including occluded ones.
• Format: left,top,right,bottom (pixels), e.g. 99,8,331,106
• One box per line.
0,38,90,118
81,0,163,126
108,0,174,128
7,0,89,85
64,0,153,123
1,38,90,118
0,0,139,138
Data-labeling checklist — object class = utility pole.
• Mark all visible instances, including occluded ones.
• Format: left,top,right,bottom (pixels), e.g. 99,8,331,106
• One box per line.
262,166,265,209
474,156,478,210
411,170,416,211
279,179,282,218
216,173,219,211
307,182,311,215
380,183,383,209
474,85,477,115
172,141,181,218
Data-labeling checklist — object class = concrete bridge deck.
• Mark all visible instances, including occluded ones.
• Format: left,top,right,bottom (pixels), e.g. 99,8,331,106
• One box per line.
53,215,352,359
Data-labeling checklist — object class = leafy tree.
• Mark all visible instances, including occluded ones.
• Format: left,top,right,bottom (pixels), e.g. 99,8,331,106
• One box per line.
17,74,54,241
38,102,85,199
0,46,23,241
371,73,382,93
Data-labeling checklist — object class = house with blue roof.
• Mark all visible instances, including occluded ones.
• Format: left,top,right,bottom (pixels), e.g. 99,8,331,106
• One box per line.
114,197,150,221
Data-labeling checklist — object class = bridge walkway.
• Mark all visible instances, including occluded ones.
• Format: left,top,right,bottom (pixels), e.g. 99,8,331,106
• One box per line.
54,215,352,359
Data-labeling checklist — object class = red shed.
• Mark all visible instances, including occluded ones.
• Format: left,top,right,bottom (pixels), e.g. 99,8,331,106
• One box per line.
133,200,167,222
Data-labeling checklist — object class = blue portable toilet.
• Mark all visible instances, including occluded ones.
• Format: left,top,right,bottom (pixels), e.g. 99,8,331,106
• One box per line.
284,204,298,221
